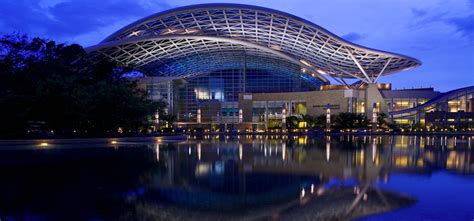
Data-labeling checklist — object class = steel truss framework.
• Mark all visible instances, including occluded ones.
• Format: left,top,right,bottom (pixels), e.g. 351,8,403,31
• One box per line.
87,3,421,84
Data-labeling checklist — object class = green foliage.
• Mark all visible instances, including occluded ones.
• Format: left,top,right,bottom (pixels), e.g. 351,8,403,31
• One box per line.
376,112,390,129
0,34,166,138
333,112,369,130
286,116,299,129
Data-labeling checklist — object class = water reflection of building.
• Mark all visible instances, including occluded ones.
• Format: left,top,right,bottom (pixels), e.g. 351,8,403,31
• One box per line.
389,136,474,174
147,136,473,210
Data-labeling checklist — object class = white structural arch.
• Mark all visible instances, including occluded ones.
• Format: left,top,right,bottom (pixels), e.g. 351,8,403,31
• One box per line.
87,3,421,84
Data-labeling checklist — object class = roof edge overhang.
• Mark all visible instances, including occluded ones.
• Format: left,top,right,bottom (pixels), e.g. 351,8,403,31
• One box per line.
100,3,421,65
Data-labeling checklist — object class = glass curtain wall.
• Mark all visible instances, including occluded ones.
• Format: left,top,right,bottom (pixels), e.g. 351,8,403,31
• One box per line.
175,69,320,122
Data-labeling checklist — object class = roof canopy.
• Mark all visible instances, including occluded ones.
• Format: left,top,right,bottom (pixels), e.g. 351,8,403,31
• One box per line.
87,3,421,84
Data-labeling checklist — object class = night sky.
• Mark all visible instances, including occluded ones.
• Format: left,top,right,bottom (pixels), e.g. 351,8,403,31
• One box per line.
1,0,472,91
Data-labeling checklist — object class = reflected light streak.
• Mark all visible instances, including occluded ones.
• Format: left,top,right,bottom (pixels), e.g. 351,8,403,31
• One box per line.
282,143,286,161
317,187,325,196
239,143,243,160
326,136,331,162
197,143,201,161
372,138,377,163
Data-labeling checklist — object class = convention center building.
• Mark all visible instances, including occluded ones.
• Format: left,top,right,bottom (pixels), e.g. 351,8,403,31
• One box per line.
87,4,474,131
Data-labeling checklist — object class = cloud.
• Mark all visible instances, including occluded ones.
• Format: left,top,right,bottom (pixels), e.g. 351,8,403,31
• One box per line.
341,32,365,42
0,0,171,41
411,8,427,18
447,14,474,39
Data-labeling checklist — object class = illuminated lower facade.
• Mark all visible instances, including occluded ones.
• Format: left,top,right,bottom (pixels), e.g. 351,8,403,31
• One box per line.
138,76,473,131
87,3,473,130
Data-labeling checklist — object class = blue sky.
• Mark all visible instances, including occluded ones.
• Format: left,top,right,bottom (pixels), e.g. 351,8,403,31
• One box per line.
0,0,472,91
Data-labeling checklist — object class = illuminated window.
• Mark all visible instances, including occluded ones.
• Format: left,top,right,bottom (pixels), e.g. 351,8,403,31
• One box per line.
292,102,307,115
394,119,410,124
357,101,365,113
448,100,461,112
298,121,307,128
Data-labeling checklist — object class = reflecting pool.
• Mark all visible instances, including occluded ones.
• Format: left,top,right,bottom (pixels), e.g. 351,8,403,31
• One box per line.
0,135,473,220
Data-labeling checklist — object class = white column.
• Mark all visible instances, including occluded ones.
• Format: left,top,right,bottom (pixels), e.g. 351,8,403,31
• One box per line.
197,109,201,124
238,109,243,123
372,103,377,131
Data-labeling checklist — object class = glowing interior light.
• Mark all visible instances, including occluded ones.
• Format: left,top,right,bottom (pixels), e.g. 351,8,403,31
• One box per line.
269,44,281,51
300,188,306,199
311,184,315,194
184,28,199,34
129,30,141,36
317,69,327,75
299,59,312,67
111,140,117,144
165,28,178,34
39,142,48,147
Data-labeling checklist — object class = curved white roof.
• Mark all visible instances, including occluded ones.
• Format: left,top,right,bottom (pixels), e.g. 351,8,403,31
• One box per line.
87,3,421,84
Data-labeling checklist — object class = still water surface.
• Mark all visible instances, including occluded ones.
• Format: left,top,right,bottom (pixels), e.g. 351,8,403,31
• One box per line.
0,135,473,220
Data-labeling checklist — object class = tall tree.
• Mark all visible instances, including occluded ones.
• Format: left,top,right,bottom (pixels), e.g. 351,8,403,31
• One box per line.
0,34,165,138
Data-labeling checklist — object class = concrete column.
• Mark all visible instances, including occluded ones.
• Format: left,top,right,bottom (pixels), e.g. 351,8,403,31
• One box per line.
197,108,201,124
365,84,389,124
372,103,377,132
238,109,243,123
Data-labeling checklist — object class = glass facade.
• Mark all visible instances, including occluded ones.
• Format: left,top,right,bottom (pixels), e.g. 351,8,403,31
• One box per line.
386,98,429,112
175,68,321,122
390,87,474,125
146,81,172,114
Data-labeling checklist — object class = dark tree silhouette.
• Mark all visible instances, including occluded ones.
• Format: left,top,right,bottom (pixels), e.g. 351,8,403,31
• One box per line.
0,34,166,138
